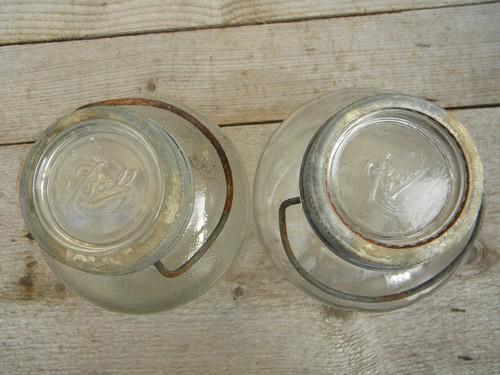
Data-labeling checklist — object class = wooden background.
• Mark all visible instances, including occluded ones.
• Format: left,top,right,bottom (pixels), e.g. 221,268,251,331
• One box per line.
0,1,499,374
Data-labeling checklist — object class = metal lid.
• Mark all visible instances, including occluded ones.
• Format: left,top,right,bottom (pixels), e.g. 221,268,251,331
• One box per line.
20,106,193,275
300,94,483,269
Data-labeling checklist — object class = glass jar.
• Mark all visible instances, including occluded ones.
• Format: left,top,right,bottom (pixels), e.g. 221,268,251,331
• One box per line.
254,89,484,312
20,98,250,313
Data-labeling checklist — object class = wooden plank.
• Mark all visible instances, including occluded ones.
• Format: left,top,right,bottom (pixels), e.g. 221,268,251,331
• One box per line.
0,0,489,45
0,108,499,374
0,4,498,145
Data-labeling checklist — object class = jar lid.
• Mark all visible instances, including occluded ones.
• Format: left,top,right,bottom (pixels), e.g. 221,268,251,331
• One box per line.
300,94,483,269
20,106,193,274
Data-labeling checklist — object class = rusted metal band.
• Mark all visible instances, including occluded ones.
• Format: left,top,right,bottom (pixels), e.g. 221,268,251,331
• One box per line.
279,196,483,305
80,98,233,278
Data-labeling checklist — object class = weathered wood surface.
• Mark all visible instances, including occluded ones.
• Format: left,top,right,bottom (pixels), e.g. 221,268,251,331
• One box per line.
1,0,499,373
0,0,489,45
1,3,500,145
0,108,499,374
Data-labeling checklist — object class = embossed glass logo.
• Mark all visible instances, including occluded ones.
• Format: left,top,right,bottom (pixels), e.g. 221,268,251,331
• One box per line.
62,154,140,216
366,151,429,205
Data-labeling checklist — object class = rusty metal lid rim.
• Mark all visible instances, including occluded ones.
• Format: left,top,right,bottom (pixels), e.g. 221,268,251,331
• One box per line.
300,94,484,270
20,106,194,275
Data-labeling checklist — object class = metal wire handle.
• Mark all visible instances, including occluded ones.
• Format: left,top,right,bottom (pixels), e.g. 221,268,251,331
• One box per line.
80,98,233,278
278,196,482,303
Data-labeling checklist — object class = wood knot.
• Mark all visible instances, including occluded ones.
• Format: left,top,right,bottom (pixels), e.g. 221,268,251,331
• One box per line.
19,274,34,288
19,255,38,299
146,79,157,92
322,306,355,321
55,283,66,294
233,286,244,300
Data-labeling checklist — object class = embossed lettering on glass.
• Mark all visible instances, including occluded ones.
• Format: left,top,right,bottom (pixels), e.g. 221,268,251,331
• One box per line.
254,90,484,311
20,98,250,313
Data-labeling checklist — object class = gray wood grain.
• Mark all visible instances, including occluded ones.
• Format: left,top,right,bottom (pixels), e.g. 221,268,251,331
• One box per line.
0,3,499,145
0,108,499,374
0,0,488,45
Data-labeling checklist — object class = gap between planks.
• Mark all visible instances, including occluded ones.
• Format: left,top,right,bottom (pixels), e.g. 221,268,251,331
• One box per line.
0,104,498,148
0,0,498,47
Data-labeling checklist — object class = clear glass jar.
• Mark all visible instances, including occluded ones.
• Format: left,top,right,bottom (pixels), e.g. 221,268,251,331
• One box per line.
20,98,250,313
254,89,484,312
